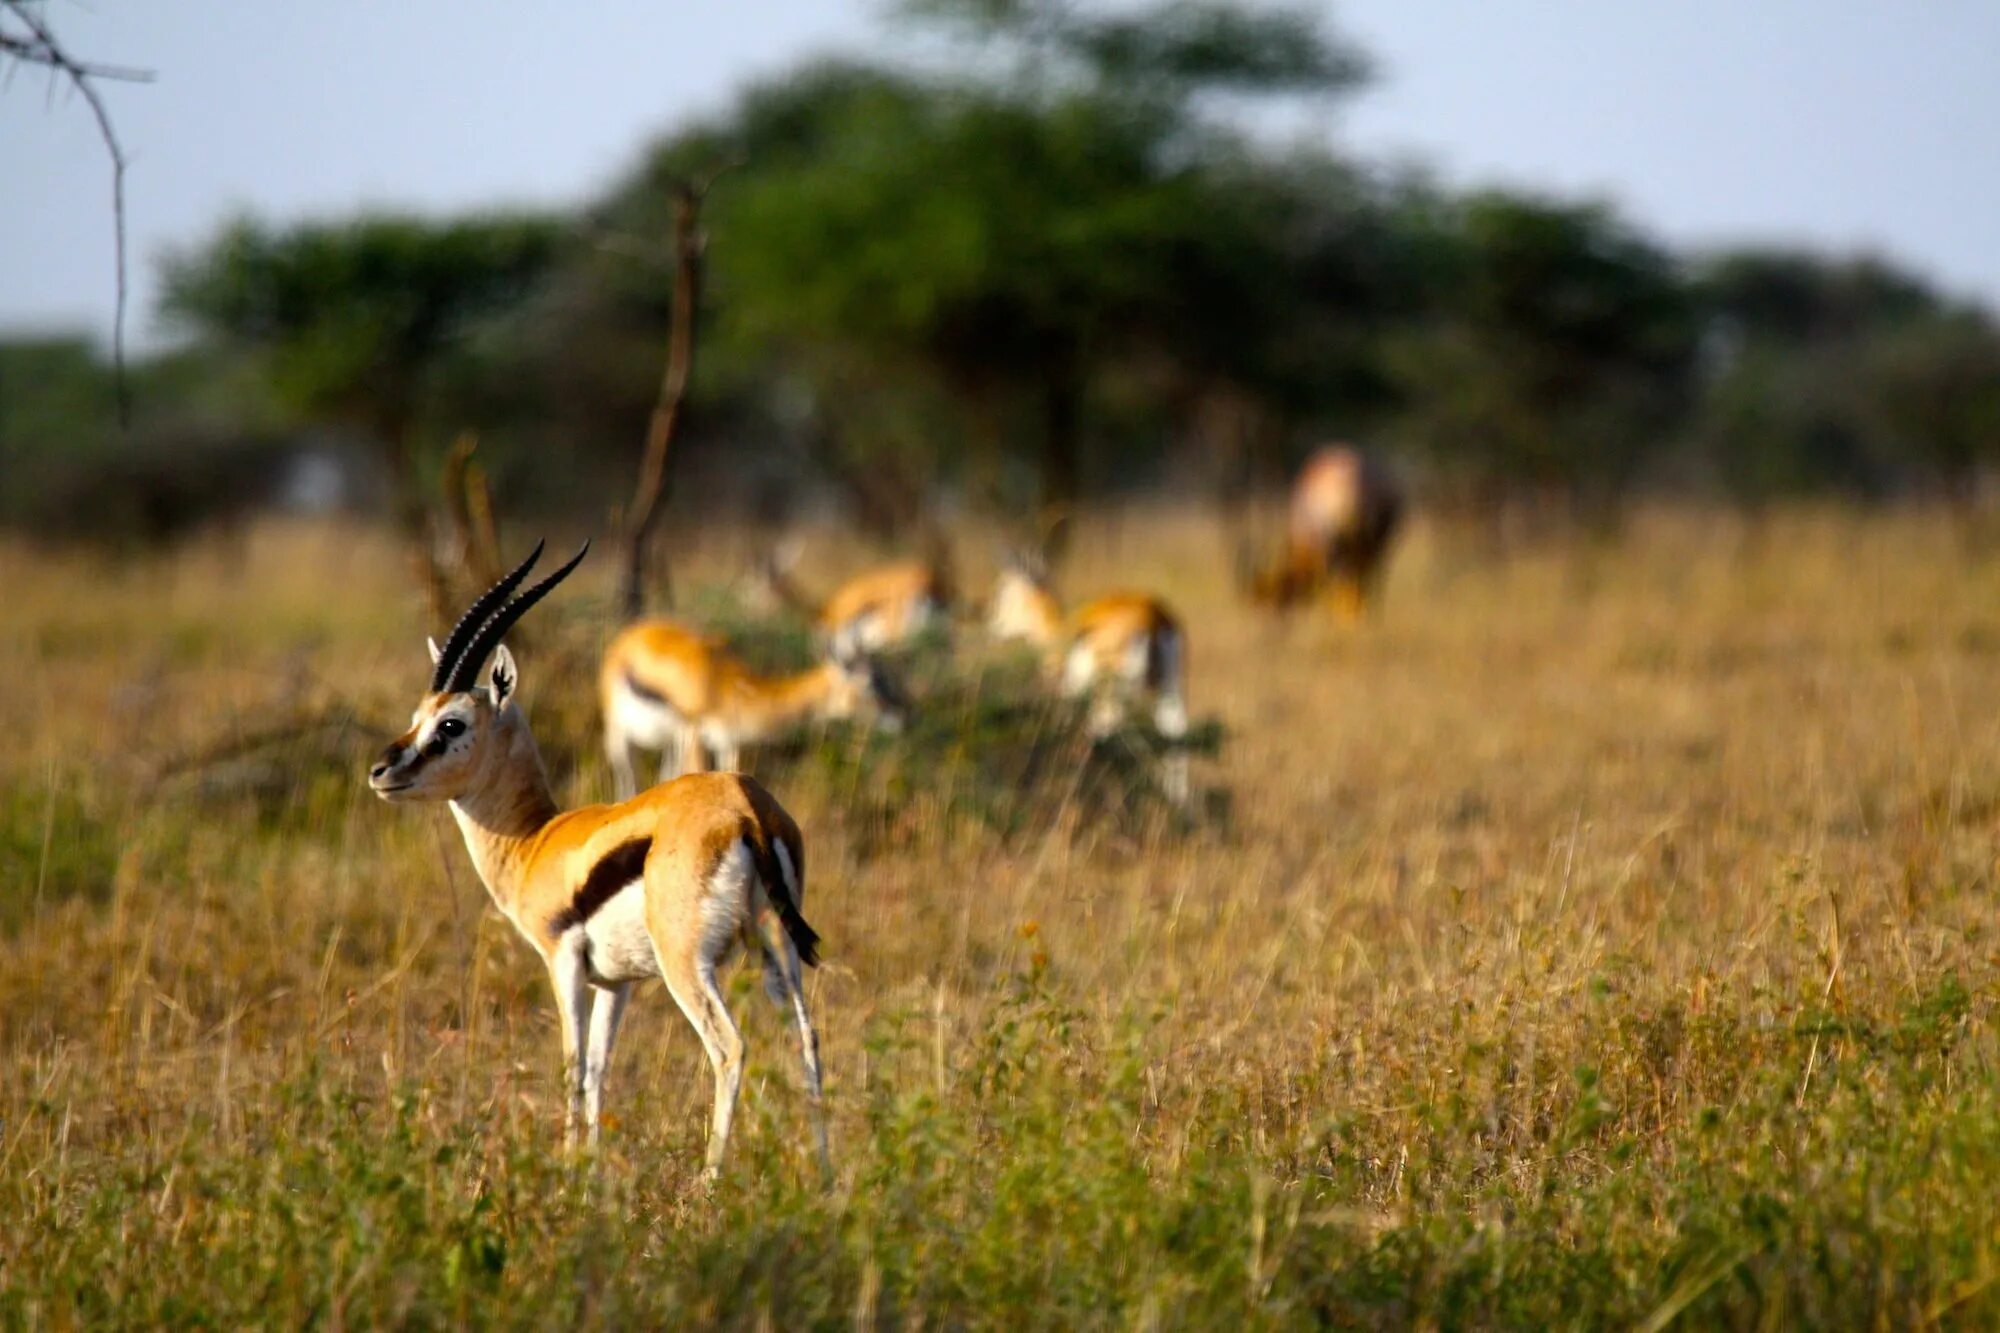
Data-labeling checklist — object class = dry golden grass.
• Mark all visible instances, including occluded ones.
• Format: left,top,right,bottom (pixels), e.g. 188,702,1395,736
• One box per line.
4,507,2000,1328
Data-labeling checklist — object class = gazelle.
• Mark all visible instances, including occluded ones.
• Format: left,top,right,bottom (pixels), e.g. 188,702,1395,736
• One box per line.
753,541,951,656
368,541,829,1178
1244,444,1404,620
601,619,909,797
987,558,1190,803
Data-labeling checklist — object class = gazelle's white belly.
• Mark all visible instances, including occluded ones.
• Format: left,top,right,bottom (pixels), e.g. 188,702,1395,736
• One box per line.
611,680,683,749
703,715,771,751
582,880,660,984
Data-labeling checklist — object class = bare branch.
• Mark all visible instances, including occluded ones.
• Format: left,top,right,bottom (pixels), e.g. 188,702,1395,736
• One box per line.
2,0,153,426
0,27,150,81
614,162,739,617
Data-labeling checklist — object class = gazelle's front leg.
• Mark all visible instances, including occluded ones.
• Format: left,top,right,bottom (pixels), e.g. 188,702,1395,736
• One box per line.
656,729,684,787
1154,683,1190,807
1326,573,1364,624
583,983,630,1145
677,723,709,775
606,721,639,800
549,937,592,1150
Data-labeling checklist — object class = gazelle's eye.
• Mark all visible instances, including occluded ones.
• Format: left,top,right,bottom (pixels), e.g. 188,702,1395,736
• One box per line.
436,718,467,739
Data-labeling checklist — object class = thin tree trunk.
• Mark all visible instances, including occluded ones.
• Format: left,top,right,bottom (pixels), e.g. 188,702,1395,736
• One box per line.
1040,358,1083,564
382,411,450,623
438,431,502,598
619,179,709,618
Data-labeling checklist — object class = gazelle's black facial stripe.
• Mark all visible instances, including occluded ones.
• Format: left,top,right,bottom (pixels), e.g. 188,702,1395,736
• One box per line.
422,716,466,758
373,708,477,781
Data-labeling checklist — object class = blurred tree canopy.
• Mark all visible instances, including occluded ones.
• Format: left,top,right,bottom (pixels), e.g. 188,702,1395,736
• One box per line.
158,214,563,463
1691,252,2000,507
156,214,563,597
9,0,2000,551
1387,192,1699,515
574,0,1385,536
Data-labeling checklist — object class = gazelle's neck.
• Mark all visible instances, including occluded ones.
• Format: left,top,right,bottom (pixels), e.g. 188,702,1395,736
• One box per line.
448,708,560,914
762,663,841,723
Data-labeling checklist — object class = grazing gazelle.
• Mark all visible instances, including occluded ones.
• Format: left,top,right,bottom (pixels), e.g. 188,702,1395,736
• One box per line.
601,618,909,797
753,541,951,656
1244,444,1405,621
368,541,829,1178
987,557,1190,803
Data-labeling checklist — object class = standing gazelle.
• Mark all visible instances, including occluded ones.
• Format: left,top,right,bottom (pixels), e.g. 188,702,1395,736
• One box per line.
368,541,829,1178
987,557,1190,803
601,619,908,798
1243,444,1405,621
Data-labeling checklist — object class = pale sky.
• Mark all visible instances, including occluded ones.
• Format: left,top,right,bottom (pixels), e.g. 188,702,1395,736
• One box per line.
5,1,1998,351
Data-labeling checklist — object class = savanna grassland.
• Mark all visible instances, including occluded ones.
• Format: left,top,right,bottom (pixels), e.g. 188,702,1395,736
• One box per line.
5,508,2000,1329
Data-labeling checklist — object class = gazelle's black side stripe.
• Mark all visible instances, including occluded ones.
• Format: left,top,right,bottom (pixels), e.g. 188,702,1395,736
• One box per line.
550,837,651,933
622,668,669,706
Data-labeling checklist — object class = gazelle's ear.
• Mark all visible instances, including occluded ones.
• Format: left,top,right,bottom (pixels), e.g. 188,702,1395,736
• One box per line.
489,644,519,709
427,636,444,665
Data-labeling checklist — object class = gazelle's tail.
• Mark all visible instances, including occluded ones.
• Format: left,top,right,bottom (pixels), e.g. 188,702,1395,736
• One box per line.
747,824,820,968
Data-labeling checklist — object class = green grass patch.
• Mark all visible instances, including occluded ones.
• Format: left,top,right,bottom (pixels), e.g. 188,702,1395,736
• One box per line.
0,775,117,933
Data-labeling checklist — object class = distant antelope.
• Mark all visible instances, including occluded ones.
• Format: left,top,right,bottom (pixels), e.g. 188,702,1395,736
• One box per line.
1244,444,1404,620
601,619,909,797
987,558,1190,803
753,540,951,656
368,542,829,1177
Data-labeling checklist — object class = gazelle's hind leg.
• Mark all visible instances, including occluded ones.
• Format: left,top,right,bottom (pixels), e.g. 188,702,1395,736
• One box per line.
659,958,745,1178
1158,727,1190,806
756,838,830,1179
1148,628,1190,805
650,836,754,1178
754,911,832,1182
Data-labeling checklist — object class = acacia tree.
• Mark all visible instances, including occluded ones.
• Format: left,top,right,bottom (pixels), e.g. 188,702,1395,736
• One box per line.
160,214,562,610
1689,250,2000,509
1853,312,2000,507
590,2,1375,552
1388,192,1698,519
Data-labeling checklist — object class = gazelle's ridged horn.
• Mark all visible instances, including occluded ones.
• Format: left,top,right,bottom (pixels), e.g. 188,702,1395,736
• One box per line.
444,540,591,694
430,539,544,691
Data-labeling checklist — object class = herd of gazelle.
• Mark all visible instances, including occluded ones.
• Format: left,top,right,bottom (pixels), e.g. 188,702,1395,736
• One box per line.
369,444,1400,1175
